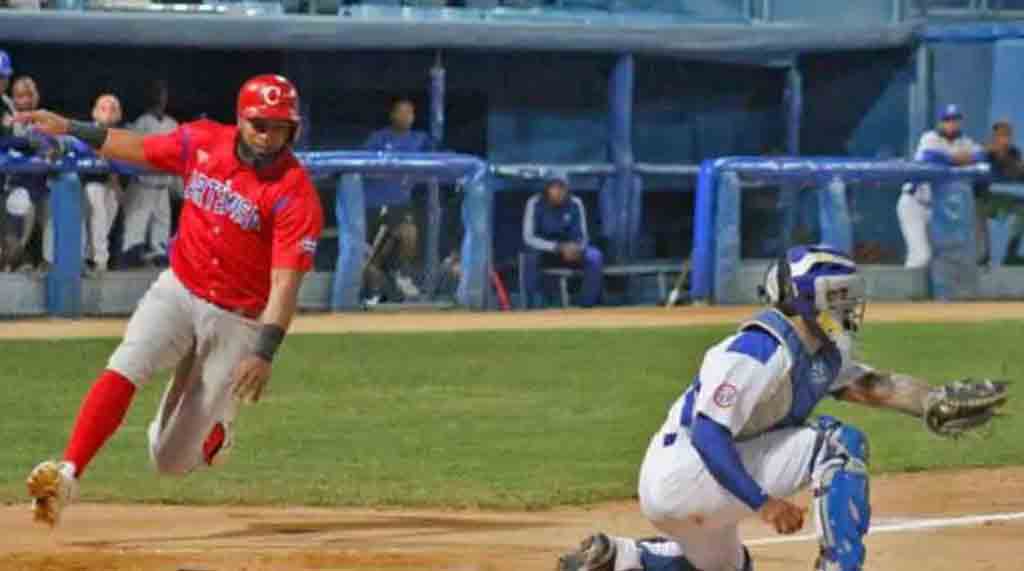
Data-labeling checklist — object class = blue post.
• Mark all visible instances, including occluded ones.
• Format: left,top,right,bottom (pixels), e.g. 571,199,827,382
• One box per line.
456,169,492,309
779,64,804,254
784,64,802,156
910,43,931,159
331,173,367,310
691,160,718,302
46,172,83,317
608,53,635,261
713,171,742,304
929,179,979,300
818,176,854,255
425,56,445,294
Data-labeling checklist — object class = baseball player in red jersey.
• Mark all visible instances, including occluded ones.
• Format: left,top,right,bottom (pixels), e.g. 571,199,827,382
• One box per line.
16,74,324,527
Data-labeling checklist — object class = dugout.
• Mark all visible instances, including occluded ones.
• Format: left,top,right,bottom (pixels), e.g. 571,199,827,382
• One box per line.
5,1,1018,314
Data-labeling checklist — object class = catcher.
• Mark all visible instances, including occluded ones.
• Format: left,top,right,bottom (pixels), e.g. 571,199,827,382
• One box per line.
559,244,1008,571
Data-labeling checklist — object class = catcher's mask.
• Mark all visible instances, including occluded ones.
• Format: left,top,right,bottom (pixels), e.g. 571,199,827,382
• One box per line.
757,245,867,345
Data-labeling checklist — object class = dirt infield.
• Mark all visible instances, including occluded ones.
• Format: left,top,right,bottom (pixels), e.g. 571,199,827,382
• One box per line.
2,467,1022,571
2,302,1023,570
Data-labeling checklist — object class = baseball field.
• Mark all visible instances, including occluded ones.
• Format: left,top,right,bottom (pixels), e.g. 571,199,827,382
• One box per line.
1,303,1022,570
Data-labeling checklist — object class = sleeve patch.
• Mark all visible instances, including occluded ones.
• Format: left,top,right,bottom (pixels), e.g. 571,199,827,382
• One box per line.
713,383,739,408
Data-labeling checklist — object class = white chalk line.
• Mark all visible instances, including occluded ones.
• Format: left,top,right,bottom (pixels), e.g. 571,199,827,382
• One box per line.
747,511,1024,546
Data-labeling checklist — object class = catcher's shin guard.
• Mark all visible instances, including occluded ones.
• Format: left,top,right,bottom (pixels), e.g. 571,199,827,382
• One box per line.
811,416,870,571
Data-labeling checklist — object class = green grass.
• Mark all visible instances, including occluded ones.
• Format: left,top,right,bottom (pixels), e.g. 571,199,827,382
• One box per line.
0,321,1021,509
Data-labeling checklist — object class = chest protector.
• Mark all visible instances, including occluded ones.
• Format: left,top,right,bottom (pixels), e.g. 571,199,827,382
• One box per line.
734,309,842,439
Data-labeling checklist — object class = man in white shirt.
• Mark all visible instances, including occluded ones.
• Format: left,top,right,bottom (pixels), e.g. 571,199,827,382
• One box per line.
121,79,179,268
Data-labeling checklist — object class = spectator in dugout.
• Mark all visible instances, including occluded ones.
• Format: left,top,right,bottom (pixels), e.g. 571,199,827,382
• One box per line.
120,79,179,269
2,76,51,272
0,50,15,269
0,50,13,131
361,97,437,304
898,104,986,269
76,93,124,275
980,120,1024,265
521,173,603,308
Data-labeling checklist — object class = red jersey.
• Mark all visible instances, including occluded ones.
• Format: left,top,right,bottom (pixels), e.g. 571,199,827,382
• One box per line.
143,119,323,316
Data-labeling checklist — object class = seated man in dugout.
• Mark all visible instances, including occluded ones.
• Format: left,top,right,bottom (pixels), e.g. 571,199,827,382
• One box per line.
521,173,603,308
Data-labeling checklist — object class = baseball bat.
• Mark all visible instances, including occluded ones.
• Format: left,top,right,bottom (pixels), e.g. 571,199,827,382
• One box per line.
490,268,512,311
665,258,691,308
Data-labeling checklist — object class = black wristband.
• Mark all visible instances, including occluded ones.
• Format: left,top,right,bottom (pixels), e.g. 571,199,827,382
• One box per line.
68,120,109,150
254,324,286,362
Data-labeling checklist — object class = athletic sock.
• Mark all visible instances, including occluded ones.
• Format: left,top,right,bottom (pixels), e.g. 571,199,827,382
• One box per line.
63,370,137,478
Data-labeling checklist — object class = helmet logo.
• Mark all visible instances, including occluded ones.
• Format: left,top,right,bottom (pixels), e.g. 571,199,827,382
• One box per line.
261,85,282,106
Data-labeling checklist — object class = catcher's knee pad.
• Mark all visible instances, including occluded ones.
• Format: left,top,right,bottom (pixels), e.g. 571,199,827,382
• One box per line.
811,416,870,571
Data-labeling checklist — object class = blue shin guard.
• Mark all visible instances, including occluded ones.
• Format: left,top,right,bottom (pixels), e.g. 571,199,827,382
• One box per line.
811,416,871,571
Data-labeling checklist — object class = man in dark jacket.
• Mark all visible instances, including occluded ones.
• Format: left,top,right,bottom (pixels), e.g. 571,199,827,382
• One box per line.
521,174,603,308
982,120,1024,265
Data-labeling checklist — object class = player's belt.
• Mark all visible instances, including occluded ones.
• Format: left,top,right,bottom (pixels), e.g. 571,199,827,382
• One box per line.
208,299,261,320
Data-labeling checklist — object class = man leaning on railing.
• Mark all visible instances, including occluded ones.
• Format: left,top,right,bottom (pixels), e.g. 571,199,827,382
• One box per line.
898,104,986,269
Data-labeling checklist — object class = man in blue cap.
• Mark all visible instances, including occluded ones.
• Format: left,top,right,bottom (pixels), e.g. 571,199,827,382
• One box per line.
362,98,437,302
521,173,603,308
898,103,986,268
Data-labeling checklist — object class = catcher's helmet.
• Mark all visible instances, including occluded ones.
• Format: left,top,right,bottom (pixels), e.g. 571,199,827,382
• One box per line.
758,244,866,340
236,74,300,124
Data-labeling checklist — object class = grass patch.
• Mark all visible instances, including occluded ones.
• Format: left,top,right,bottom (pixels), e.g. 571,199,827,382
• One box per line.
0,321,1020,509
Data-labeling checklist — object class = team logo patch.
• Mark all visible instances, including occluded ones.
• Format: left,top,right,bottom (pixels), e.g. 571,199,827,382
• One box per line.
713,383,739,408
300,237,318,254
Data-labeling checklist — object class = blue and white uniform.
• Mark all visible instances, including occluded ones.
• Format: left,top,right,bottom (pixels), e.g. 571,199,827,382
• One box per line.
899,104,986,268
624,246,873,571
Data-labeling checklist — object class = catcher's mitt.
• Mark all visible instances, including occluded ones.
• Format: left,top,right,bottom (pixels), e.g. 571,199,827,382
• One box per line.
924,379,1009,438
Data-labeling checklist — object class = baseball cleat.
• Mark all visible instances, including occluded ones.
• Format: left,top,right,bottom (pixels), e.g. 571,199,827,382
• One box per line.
557,532,616,571
202,421,233,467
26,460,78,527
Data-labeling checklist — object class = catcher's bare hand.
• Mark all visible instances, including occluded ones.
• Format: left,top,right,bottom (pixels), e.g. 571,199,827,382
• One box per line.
232,355,272,404
14,110,71,137
759,496,805,535
924,378,1009,438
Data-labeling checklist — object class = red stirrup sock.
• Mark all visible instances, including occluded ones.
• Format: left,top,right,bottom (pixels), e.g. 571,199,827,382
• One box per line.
63,370,137,478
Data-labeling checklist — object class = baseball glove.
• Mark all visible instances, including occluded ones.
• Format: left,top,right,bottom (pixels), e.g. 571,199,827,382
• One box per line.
923,379,1009,438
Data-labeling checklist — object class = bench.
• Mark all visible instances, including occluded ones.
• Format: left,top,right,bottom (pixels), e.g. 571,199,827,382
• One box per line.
520,257,685,308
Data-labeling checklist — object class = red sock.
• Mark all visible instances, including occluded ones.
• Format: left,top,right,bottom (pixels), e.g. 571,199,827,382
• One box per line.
63,370,137,478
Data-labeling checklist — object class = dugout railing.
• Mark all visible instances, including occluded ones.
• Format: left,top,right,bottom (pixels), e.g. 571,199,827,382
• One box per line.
0,142,494,316
691,157,994,304
11,141,1024,315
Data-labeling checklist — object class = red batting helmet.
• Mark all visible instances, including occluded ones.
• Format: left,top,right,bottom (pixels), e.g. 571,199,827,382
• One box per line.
237,74,300,123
